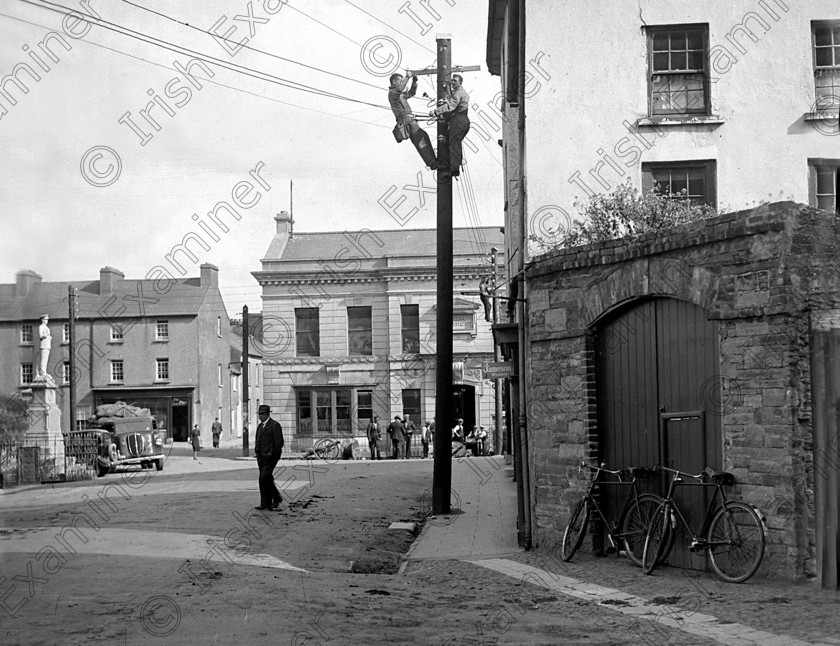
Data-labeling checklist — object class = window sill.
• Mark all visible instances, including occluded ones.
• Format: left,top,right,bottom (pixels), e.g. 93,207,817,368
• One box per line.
804,112,838,125
153,339,169,343
108,340,124,344
637,115,725,127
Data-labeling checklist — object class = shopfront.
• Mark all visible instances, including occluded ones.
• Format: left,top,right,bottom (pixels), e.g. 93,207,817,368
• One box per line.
93,388,195,442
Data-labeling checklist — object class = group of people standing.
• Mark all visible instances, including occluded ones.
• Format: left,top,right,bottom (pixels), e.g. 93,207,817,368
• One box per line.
367,414,434,460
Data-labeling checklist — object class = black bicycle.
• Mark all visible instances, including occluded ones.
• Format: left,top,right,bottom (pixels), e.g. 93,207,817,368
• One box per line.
642,465,766,583
561,462,665,566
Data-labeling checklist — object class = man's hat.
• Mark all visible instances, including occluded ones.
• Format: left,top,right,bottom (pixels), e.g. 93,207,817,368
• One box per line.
258,404,270,414
394,415,401,420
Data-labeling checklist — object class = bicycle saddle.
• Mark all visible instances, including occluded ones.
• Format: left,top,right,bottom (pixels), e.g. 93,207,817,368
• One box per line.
704,468,735,486
627,466,653,478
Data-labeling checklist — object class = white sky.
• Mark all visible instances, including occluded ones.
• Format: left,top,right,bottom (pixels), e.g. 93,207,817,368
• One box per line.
0,0,504,315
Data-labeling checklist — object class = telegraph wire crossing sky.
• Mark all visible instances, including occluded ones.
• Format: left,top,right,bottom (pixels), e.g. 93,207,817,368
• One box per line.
0,0,505,313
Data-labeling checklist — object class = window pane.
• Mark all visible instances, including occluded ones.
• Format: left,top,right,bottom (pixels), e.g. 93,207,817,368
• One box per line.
401,304,420,353
671,51,687,70
816,47,833,67
316,391,331,433
670,32,686,50
817,168,835,194
687,30,704,50
653,33,669,51
653,52,669,71
815,27,831,46
689,51,705,70
295,308,320,357
817,195,836,211
348,306,372,356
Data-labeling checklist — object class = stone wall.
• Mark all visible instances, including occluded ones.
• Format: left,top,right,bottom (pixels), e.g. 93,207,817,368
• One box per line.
525,202,840,581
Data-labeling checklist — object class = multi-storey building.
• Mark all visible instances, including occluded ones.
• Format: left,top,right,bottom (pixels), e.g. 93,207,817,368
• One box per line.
486,0,839,550
0,264,232,447
253,212,504,453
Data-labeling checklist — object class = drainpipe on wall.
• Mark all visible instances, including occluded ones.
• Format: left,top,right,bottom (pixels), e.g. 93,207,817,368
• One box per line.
515,0,532,550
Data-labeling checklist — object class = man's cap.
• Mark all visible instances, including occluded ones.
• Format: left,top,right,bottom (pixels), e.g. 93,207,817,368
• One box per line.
258,404,270,414
394,415,401,420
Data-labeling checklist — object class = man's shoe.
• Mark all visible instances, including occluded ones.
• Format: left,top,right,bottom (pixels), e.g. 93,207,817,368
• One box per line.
255,506,268,510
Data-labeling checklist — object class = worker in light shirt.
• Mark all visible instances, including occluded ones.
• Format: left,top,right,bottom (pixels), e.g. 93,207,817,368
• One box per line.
431,73,470,177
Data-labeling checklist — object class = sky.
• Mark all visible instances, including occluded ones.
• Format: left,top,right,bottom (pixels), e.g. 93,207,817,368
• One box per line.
0,0,505,315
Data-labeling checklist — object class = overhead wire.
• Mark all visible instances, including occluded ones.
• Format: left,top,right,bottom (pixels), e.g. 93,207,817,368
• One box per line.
0,9,390,128
18,0,394,112
115,0,386,92
341,0,435,55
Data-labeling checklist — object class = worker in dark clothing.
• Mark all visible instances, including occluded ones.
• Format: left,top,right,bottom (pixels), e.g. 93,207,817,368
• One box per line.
389,71,437,169
431,73,470,177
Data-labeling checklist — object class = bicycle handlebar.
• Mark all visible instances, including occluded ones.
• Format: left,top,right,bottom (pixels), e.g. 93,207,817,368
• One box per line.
579,462,651,479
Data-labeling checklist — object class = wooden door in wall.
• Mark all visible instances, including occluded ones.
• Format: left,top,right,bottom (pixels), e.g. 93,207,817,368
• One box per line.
596,297,722,570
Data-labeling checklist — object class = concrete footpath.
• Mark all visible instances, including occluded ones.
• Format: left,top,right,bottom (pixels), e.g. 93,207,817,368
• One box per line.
406,456,840,646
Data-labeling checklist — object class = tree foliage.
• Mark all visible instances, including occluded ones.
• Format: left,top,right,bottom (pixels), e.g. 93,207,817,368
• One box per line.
531,181,718,253
0,394,29,443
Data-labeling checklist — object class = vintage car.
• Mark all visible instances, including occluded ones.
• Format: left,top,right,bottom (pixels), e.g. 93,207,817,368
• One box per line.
91,416,164,477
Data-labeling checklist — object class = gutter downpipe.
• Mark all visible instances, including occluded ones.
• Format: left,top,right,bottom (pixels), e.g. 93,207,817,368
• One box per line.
516,0,532,549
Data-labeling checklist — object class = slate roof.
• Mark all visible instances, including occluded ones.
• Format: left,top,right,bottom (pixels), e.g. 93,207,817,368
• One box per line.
0,277,211,323
268,226,503,262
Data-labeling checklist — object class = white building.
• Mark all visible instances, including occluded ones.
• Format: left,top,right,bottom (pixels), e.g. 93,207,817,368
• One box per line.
253,212,504,454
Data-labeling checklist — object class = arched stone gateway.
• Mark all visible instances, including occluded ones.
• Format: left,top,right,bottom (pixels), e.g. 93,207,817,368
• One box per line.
526,203,840,583
596,296,722,570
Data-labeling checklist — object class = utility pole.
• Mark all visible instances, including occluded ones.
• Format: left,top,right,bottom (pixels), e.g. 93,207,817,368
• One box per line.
242,305,250,458
490,247,503,456
432,34,454,516
68,285,76,432
429,36,482,515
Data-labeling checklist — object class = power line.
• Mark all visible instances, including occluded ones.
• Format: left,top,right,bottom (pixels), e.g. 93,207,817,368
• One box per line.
342,0,435,55
116,0,386,92
0,9,390,128
283,2,362,47
18,0,393,112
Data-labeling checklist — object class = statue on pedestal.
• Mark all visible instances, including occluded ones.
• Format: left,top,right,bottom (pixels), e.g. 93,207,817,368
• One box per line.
37,315,51,379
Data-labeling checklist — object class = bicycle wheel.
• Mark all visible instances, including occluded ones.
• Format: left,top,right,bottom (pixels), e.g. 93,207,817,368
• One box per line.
641,501,673,575
707,501,766,583
619,494,665,567
314,439,340,461
561,498,590,562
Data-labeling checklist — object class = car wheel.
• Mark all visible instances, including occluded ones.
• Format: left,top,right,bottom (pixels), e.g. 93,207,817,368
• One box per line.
155,459,163,471
97,463,110,477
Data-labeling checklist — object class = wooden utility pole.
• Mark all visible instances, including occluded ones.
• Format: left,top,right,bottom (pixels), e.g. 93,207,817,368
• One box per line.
68,285,76,432
242,305,250,457
432,34,454,515
491,247,503,455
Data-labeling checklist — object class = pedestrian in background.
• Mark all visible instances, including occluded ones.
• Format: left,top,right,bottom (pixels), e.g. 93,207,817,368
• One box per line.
190,424,201,460
367,415,382,460
403,413,416,459
211,417,223,448
388,415,405,460
254,404,284,510
421,421,432,458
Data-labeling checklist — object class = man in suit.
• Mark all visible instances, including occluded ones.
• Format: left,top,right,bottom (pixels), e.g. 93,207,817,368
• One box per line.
387,415,405,460
254,404,284,510
402,413,417,459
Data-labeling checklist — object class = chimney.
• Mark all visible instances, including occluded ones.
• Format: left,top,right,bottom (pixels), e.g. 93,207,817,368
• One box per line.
99,267,124,294
276,211,294,240
15,270,42,296
200,263,219,288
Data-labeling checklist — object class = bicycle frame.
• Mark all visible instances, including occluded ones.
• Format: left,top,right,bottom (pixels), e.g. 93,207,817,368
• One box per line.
659,467,729,550
581,464,650,548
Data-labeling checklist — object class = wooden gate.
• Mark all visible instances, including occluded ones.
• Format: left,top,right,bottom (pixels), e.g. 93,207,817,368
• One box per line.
596,297,722,569
810,329,840,589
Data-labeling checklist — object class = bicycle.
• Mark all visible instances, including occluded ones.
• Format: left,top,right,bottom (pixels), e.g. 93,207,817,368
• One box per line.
311,438,342,461
561,462,666,567
641,465,766,583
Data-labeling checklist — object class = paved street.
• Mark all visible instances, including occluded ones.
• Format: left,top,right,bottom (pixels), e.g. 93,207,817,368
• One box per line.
1,452,838,645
